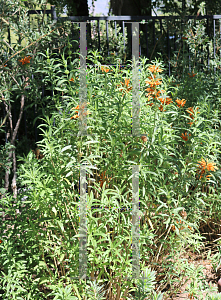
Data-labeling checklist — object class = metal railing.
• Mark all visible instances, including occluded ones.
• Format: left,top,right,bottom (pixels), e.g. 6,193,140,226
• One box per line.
5,6,221,68
1,6,221,147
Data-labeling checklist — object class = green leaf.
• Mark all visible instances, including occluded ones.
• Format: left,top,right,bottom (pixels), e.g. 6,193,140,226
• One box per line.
39,277,49,285
61,145,72,153
52,207,57,217
57,220,64,232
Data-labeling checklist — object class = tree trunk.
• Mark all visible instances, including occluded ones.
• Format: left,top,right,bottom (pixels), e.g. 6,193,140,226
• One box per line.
109,0,152,60
2,76,27,200
66,0,89,16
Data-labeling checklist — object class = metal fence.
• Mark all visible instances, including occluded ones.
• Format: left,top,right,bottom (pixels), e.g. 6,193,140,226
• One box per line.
1,6,221,148
51,9,221,71
4,7,221,72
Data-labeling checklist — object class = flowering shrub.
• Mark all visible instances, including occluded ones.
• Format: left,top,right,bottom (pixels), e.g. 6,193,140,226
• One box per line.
1,50,220,299
1,2,221,298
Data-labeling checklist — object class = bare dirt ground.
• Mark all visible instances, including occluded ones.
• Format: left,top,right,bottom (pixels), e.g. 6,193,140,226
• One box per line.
154,243,221,299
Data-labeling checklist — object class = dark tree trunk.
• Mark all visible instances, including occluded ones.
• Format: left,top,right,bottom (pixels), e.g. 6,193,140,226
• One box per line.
66,0,89,16
109,0,151,61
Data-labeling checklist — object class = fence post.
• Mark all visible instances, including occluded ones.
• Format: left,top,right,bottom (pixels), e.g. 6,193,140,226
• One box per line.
79,21,88,281
131,22,140,279
51,5,57,21
213,17,216,73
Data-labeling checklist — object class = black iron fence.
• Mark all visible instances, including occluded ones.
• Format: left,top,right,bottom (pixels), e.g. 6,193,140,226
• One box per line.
1,6,221,150
4,6,221,71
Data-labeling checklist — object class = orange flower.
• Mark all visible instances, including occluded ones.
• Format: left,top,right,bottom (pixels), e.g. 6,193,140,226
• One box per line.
159,97,172,105
186,107,200,118
101,66,109,73
206,161,218,172
175,99,186,107
171,225,176,231
188,71,197,77
158,105,165,112
70,111,90,120
0,239,2,243
206,174,212,180
186,107,197,122
148,65,163,73
155,90,166,97
145,87,155,94
124,78,130,87
181,132,191,141
71,102,90,119
182,36,188,40
71,115,79,119
19,56,31,65
186,107,194,114
159,97,165,104
188,121,193,126
148,79,162,87
197,158,218,179
147,102,154,107
118,78,132,94
69,77,74,82
146,88,166,101
72,105,79,110
197,158,207,170
166,98,173,105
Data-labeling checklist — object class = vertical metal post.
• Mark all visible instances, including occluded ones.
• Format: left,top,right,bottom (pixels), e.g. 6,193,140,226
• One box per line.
132,22,140,137
174,19,176,53
213,18,216,72
131,22,140,279
79,22,88,281
153,19,155,49
115,20,118,55
145,22,148,59
106,20,109,56
79,22,87,137
139,24,141,57
98,20,101,52
79,164,87,280
123,21,125,53
207,17,210,69
89,20,92,43
51,5,57,21
167,20,170,76
132,165,140,279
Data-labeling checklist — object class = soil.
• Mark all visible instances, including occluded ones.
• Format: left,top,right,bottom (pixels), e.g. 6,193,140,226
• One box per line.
154,242,221,299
